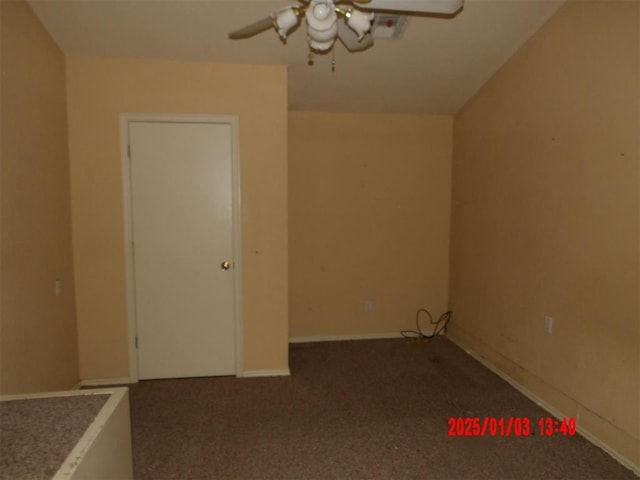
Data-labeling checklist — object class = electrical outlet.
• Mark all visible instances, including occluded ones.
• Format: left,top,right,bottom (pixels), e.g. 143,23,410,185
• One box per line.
364,300,373,313
544,316,553,334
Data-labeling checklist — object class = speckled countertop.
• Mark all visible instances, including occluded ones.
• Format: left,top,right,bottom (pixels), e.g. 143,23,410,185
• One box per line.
0,393,109,480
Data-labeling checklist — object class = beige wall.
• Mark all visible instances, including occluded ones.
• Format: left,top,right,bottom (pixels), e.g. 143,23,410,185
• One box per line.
0,0,79,394
450,0,639,467
289,112,452,338
65,57,288,379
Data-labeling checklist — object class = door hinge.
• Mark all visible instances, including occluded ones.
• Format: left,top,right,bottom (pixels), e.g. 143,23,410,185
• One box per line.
127,144,131,158
135,336,138,348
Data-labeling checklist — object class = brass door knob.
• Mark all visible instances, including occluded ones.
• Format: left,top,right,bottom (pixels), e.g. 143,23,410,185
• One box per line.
221,261,231,270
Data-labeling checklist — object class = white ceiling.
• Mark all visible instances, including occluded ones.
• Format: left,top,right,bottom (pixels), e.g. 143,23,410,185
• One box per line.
27,0,565,114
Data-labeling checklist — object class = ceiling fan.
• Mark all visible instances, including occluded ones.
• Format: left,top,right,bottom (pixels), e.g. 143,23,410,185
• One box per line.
229,0,464,53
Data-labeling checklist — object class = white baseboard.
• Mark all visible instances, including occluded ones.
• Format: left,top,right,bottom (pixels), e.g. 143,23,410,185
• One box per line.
80,377,134,388
240,369,290,378
289,332,402,343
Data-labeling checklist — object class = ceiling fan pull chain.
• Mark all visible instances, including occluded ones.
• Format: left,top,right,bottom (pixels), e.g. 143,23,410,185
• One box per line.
307,49,315,66
331,47,336,72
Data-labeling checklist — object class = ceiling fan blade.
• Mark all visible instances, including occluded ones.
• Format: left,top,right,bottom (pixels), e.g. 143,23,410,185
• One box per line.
337,21,374,52
229,16,274,39
353,0,464,15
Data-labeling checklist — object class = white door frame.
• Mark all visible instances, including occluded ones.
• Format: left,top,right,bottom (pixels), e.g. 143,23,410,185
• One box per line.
120,113,243,383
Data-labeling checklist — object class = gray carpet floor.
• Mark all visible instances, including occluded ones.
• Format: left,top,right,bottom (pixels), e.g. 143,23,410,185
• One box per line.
129,337,636,479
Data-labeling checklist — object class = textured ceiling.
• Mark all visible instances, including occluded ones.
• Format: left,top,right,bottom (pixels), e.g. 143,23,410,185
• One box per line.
27,0,565,114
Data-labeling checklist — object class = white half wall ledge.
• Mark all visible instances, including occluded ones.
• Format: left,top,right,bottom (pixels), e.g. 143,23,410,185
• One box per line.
1,388,134,480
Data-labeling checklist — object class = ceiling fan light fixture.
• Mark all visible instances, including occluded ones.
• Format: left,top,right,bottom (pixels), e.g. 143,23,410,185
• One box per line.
305,0,339,51
274,7,300,39
311,1,332,21
228,0,465,56
345,9,374,40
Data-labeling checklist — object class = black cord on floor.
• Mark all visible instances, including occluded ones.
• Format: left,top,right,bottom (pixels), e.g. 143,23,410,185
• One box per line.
401,308,452,340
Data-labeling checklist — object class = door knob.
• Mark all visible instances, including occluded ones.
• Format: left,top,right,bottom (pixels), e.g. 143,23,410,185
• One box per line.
221,261,231,271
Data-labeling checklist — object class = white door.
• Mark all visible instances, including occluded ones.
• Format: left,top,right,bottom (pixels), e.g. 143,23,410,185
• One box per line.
128,120,236,379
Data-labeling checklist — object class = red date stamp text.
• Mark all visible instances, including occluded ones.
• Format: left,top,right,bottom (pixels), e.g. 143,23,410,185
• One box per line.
447,417,576,437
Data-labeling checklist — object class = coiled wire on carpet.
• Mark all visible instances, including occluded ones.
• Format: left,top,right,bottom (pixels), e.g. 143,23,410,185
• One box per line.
401,308,452,340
